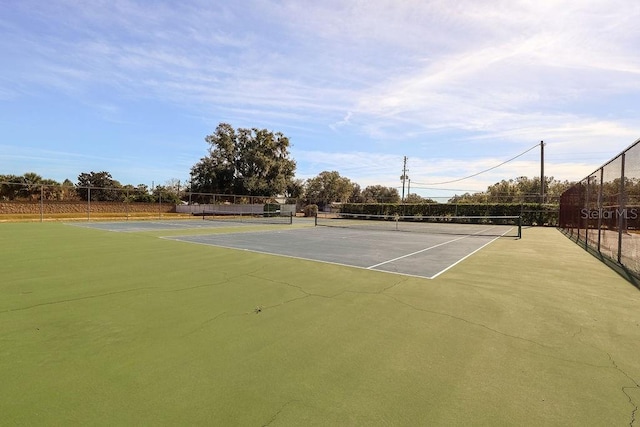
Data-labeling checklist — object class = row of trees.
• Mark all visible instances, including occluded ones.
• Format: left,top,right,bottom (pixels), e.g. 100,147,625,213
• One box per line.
2,123,576,206
0,172,182,203
0,169,416,208
302,171,436,209
449,176,574,204
1,173,75,201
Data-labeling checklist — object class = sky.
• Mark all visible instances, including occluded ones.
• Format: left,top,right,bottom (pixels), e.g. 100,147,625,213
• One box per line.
1,0,639,199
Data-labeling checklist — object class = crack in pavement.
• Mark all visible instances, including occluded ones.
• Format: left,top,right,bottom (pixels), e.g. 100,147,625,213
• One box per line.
248,274,339,300
182,311,229,337
2,268,270,315
246,275,410,314
170,268,267,293
262,400,299,427
608,353,640,427
383,293,554,350
0,287,156,314
343,278,408,296
169,279,233,293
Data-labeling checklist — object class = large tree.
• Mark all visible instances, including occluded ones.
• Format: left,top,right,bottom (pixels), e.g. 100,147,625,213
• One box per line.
190,123,296,197
0,174,26,200
304,171,355,209
404,193,438,203
76,171,122,201
60,179,79,201
152,179,183,204
285,178,305,200
122,184,154,202
21,172,43,200
361,185,400,203
348,183,364,203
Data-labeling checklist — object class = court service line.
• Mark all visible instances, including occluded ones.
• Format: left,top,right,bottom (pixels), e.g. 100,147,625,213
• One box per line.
429,235,502,279
366,234,470,269
428,226,515,279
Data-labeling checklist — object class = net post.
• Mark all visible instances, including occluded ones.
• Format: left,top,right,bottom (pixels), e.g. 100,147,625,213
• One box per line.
314,213,318,226
289,211,293,225
518,215,522,239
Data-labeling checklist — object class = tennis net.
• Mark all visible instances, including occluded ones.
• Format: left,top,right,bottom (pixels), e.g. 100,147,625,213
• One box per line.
201,210,293,225
315,213,521,237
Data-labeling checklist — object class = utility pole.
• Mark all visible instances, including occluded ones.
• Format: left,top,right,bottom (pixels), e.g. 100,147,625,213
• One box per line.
400,156,408,202
540,141,545,204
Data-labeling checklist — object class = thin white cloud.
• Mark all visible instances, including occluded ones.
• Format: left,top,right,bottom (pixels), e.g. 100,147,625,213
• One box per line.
329,112,353,131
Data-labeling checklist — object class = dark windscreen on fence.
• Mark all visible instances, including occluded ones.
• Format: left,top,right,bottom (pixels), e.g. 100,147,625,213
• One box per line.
559,137,640,282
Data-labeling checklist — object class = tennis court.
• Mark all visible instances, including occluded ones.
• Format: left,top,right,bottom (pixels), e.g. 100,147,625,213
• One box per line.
165,226,511,279
68,216,520,279
2,221,640,426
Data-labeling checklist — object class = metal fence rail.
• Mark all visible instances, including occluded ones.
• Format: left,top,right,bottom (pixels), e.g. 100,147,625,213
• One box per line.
0,183,298,222
559,137,640,281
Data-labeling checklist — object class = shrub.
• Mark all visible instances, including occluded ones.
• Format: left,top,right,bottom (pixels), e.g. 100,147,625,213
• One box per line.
303,204,318,217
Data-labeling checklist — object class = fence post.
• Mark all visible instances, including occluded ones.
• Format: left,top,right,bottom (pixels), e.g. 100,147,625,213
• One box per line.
584,177,590,251
618,153,626,263
597,168,603,251
40,185,44,223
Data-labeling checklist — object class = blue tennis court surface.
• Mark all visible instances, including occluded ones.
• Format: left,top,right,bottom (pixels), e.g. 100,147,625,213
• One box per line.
67,219,514,279
164,226,510,279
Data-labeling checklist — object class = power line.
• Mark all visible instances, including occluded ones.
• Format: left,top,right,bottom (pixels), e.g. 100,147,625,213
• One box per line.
404,186,485,193
412,143,540,186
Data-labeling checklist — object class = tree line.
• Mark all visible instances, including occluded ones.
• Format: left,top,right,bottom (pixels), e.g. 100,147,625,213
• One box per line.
0,172,181,203
1,122,574,206
449,176,573,204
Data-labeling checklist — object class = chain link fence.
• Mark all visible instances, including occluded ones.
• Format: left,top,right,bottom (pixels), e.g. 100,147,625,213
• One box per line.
559,137,640,283
0,182,299,221
0,183,176,221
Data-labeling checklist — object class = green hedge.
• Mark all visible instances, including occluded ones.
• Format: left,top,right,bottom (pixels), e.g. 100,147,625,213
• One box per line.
339,203,558,226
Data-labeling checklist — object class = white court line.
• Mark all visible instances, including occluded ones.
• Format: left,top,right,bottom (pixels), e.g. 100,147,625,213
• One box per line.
366,224,515,273
430,235,501,279
367,234,470,269
429,226,515,279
